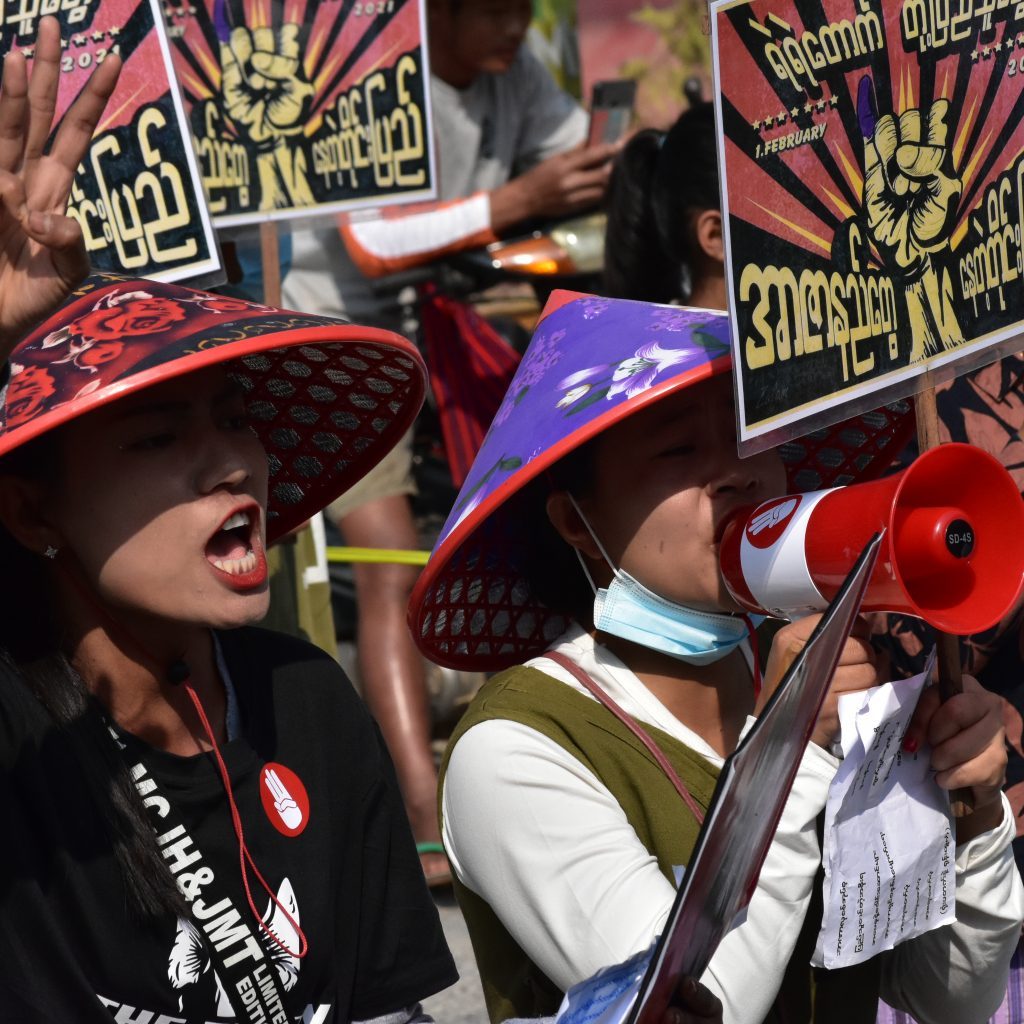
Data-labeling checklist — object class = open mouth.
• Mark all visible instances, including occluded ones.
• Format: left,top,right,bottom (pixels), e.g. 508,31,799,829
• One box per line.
205,506,266,585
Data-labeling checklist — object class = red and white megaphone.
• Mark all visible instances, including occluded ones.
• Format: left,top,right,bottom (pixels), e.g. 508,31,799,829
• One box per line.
719,443,1024,635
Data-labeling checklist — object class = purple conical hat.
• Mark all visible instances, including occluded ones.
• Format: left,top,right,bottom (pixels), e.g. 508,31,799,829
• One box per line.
0,273,426,542
409,290,913,671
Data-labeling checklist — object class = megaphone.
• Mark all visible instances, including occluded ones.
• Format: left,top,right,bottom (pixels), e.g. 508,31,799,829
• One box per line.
719,443,1024,635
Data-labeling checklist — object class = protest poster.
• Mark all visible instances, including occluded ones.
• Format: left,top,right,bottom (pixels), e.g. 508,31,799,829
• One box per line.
0,0,221,283
711,0,1024,453
163,0,436,227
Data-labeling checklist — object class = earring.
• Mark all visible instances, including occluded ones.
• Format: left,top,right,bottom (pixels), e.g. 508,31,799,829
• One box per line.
43,545,58,560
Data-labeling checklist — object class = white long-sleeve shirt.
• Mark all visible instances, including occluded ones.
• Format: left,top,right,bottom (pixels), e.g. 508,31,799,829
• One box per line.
442,624,1024,1024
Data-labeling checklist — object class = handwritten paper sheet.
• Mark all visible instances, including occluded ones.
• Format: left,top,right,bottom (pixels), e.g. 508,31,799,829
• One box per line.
814,663,955,969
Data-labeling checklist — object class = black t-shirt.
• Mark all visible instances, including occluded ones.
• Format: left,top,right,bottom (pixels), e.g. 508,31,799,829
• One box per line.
0,627,456,1023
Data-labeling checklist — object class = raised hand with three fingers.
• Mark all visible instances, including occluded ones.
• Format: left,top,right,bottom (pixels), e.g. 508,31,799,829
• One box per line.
0,16,120,362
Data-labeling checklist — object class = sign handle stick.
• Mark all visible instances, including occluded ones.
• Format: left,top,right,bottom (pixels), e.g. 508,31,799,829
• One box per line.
914,382,973,817
260,221,282,307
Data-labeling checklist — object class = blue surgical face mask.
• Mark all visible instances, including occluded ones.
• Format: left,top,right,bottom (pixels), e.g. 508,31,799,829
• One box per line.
568,495,761,665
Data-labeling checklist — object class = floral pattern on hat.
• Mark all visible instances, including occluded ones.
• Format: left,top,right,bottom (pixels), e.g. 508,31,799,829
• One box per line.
5,366,57,428
557,333,729,412
493,328,565,427
66,291,187,340
430,296,731,559
2,282,277,430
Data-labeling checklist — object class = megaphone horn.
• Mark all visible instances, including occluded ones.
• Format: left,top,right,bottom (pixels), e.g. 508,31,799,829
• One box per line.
719,443,1024,635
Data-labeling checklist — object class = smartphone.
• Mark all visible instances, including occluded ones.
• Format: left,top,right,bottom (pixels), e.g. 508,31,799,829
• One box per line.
587,79,636,147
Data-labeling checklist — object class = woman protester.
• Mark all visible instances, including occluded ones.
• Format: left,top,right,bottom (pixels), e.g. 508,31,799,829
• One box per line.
410,285,1023,1024
0,22,728,1024
0,19,457,1021
601,103,1024,1024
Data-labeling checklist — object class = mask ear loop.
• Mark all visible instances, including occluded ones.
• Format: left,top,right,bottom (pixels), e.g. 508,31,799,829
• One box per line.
566,492,618,595
740,613,762,700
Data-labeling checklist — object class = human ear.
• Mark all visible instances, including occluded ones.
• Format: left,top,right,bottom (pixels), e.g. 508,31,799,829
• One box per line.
545,490,602,562
695,209,724,264
0,475,62,557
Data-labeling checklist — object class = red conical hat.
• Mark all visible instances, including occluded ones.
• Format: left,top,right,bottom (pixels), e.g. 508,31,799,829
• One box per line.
0,274,426,542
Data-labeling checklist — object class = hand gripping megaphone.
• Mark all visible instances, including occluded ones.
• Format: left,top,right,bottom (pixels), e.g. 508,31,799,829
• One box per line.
719,443,1024,635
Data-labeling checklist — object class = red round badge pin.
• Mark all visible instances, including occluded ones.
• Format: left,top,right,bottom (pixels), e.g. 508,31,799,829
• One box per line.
260,762,310,837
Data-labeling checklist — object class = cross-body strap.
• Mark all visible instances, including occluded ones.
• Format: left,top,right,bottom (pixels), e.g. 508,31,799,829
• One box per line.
541,650,705,826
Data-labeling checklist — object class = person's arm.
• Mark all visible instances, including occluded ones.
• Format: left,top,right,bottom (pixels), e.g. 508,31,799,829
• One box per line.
339,194,496,279
443,718,833,1023
878,792,1023,1022
339,143,618,280
877,678,1024,1022
0,17,120,363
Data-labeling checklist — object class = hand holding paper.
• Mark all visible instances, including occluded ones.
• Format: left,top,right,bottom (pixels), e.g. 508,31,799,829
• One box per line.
758,613,881,747
814,667,955,969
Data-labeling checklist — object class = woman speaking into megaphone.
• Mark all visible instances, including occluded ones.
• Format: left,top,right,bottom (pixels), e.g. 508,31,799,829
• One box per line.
407,106,1023,1024
410,289,1020,1024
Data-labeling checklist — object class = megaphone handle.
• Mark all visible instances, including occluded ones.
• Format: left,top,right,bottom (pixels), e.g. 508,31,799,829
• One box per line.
935,631,963,701
935,631,975,817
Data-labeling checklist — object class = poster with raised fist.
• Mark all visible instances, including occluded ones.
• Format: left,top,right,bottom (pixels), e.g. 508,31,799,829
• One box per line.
713,0,1024,452
165,0,436,226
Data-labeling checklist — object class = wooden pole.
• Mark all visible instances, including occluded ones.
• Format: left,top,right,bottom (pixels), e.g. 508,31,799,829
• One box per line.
260,220,282,307
914,381,973,817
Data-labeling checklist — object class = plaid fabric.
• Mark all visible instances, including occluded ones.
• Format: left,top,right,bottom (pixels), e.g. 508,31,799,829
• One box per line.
875,939,1024,1023
419,286,521,488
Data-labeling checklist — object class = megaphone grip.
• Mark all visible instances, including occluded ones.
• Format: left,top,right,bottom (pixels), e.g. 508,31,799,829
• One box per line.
934,583,973,820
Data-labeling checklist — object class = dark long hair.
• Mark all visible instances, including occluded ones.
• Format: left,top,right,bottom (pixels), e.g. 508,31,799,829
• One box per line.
516,437,600,627
0,436,185,920
603,102,721,303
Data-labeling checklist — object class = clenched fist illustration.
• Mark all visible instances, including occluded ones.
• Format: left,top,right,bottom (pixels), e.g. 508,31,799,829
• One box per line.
860,79,964,361
221,24,315,208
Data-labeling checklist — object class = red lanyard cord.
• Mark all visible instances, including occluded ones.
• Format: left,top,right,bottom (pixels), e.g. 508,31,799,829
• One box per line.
184,682,308,961
54,554,307,959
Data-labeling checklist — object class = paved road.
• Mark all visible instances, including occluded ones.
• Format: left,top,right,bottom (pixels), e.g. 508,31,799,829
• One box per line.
423,889,488,1023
